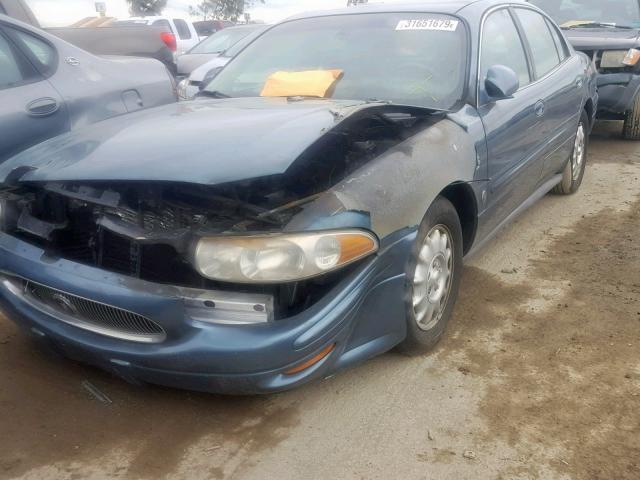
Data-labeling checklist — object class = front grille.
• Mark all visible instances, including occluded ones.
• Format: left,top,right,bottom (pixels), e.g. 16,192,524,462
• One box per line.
15,277,166,343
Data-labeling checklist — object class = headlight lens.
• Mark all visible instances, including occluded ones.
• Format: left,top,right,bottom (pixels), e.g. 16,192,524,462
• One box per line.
193,231,378,283
601,49,640,68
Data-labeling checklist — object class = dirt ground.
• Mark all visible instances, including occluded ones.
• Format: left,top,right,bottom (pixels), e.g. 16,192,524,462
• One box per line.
0,121,639,480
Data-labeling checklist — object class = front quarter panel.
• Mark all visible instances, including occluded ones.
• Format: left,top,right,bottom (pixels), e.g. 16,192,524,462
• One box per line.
287,117,479,243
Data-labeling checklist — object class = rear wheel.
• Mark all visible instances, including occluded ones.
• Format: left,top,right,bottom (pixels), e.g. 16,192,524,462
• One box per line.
398,196,463,354
552,110,588,195
623,93,640,140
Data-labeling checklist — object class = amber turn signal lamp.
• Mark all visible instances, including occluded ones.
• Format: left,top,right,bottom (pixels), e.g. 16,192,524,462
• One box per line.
285,344,336,375
337,233,378,264
624,48,640,66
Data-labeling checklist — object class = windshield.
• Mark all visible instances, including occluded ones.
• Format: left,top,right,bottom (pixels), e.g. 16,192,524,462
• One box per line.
189,27,261,54
204,13,468,110
223,27,268,58
529,0,640,28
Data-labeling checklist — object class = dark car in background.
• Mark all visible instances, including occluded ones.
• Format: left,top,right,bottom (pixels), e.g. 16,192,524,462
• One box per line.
0,15,177,163
0,0,597,394
0,0,179,73
193,19,235,38
530,0,640,139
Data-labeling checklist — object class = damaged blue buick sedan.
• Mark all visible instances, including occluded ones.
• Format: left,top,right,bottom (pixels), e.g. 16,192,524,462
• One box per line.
0,0,597,394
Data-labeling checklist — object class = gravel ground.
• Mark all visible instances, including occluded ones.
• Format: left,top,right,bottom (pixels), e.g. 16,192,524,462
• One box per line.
0,121,638,480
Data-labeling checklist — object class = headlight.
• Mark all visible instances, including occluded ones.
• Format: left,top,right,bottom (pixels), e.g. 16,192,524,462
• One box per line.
601,49,640,68
199,66,224,91
193,230,378,283
177,78,189,100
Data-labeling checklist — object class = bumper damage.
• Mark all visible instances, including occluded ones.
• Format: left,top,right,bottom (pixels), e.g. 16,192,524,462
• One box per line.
0,229,413,394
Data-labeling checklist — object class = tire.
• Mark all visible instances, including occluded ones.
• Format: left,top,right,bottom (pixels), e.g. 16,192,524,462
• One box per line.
623,93,640,140
397,196,464,355
552,110,589,195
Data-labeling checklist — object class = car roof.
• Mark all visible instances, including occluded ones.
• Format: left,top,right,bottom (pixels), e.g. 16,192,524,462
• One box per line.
285,0,529,21
224,24,266,31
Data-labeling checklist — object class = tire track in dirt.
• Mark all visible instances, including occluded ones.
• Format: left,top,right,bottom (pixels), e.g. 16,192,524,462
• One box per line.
439,198,640,479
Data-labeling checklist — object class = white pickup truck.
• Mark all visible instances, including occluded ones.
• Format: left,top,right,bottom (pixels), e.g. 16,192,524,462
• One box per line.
113,16,202,56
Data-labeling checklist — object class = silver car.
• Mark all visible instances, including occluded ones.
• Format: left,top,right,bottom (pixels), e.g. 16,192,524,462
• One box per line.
176,24,267,78
0,15,177,163
177,25,268,100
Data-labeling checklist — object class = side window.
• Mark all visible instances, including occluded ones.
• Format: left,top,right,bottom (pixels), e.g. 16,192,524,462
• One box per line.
152,19,174,34
9,28,56,74
481,9,531,89
173,19,192,40
0,33,25,89
515,9,561,78
546,18,569,61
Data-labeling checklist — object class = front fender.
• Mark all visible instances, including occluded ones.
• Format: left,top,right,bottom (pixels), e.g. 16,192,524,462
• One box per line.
289,118,479,244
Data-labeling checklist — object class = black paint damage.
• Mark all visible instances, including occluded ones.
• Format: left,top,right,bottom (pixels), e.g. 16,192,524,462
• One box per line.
0,99,444,314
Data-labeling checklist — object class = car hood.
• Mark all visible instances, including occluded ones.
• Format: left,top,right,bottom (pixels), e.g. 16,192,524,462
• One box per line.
565,27,640,50
189,56,231,82
177,53,222,76
0,97,415,187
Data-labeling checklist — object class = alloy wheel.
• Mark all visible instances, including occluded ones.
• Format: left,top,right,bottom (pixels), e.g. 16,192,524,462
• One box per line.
572,123,586,181
412,225,454,331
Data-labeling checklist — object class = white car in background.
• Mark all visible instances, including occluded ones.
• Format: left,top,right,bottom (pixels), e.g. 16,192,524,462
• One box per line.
112,16,200,55
177,25,269,100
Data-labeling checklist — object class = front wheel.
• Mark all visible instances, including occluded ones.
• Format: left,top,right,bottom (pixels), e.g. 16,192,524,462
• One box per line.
552,110,589,195
398,196,463,355
623,93,640,140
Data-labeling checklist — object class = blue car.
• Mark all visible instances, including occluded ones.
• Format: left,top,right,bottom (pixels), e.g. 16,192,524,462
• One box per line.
0,0,597,394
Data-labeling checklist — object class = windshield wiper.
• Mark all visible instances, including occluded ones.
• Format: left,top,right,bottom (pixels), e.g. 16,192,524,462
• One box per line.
198,90,231,99
563,21,636,30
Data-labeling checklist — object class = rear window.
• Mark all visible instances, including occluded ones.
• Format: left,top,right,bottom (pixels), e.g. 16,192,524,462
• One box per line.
174,19,192,39
10,27,57,74
0,33,24,89
112,19,152,26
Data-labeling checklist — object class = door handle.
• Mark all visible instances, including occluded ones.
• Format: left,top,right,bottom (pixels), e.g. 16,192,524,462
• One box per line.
576,77,584,89
26,97,60,117
534,100,545,118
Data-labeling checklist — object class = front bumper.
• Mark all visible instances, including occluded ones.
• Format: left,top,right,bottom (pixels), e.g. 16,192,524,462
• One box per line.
595,72,640,116
0,230,414,394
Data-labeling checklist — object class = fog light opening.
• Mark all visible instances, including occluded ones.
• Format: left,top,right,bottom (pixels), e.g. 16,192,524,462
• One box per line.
285,343,336,375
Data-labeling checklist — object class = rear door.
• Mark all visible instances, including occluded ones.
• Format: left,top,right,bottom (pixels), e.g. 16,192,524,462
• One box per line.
513,7,583,180
477,7,545,234
0,22,67,163
173,18,197,54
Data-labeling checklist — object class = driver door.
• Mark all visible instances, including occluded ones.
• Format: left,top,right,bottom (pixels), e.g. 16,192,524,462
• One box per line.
476,7,545,237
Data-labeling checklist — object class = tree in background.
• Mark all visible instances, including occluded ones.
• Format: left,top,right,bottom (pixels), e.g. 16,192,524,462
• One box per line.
189,0,264,21
126,0,168,16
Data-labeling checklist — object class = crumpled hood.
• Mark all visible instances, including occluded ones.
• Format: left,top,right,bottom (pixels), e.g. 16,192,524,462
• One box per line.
0,97,387,187
566,28,640,51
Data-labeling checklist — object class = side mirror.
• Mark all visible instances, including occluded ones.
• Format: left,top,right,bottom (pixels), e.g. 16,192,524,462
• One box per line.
485,65,519,100
199,66,224,91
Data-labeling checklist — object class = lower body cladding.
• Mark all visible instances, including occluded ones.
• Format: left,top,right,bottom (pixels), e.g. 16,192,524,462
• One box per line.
0,229,415,394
